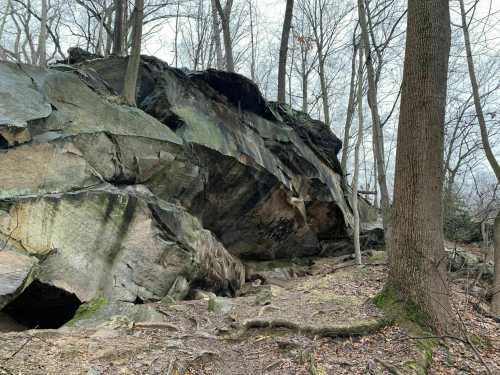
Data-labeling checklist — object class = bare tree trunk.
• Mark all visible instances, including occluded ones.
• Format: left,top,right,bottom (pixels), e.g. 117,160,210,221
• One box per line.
123,0,143,106
352,45,364,266
214,0,234,72
373,162,378,208
113,0,124,55
493,213,500,315
358,0,390,235
123,0,128,52
301,53,308,112
105,6,113,56
277,0,294,103
173,1,180,67
458,0,500,314
210,0,223,70
341,42,359,175
37,0,47,66
318,54,330,126
96,2,106,56
248,0,256,80
389,0,453,333
288,42,295,106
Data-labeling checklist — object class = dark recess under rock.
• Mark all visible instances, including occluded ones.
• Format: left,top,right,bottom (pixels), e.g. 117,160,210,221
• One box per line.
3,281,82,329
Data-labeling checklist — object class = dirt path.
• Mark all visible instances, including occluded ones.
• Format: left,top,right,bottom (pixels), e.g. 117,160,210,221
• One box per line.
0,254,498,374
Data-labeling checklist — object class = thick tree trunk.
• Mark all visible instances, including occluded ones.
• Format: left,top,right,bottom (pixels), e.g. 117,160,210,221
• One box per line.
341,43,359,175
123,0,143,106
358,0,391,236
352,46,364,266
113,0,124,55
277,0,294,103
458,0,500,314
389,0,453,333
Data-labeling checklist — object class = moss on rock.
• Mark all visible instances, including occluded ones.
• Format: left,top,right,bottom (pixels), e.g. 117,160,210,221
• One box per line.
67,296,108,326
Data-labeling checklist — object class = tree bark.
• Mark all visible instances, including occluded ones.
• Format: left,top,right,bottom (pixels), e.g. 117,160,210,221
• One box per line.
458,0,500,314
358,0,391,236
123,0,143,106
113,0,125,55
389,0,453,333
352,45,364,266
277,0,294,103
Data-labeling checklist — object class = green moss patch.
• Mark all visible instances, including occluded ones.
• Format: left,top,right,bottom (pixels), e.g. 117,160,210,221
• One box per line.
67,296,108,326
374,287,437,374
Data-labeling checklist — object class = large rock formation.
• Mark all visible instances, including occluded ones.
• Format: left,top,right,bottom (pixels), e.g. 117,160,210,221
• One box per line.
0,54,355,326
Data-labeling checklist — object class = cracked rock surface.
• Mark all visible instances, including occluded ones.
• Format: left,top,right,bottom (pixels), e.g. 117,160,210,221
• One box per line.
0,55,363,325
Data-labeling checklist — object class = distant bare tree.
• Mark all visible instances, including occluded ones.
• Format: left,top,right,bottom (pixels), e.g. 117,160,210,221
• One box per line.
123,0,144,105
213,0,234,71
297,0,349,126
277,0,294,103
458,0,500,316
352,44,364,265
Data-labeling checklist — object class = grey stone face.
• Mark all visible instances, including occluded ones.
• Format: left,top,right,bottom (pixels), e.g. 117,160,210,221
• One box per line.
0,56,356,325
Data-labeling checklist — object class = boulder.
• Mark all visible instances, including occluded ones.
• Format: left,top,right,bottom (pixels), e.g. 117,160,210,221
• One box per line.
76,56,353,259
0,249,38,310
0,186,244,303
0,56,356,326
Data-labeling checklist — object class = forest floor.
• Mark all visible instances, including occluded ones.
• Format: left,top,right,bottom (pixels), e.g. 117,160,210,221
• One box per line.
0,251,498,375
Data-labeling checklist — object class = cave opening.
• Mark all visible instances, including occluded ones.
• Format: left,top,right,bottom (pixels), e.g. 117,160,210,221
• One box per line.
2,280,82,329
0,135,8,149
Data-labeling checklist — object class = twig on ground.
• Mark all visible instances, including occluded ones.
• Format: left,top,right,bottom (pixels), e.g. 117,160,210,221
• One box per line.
3,330,37,363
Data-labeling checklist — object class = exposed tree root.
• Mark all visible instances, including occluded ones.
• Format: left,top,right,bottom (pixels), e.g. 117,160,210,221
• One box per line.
133,322,179,330
231,317,387,338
